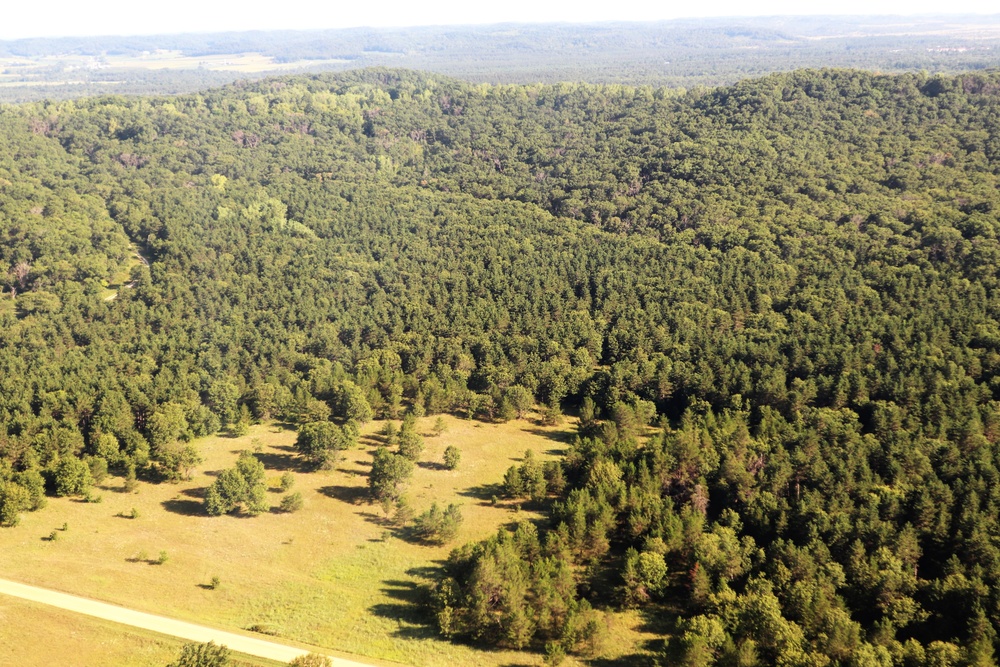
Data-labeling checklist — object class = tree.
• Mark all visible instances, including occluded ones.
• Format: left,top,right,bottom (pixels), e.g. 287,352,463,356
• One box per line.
369,447,414,503
207,381,240,427
295,421,347,468
52,457,93,497
413,503,464,544
397,413,423,461
205,452,268,516
147,402,189,450
0,482,30,527
444,445,461,470
167,641,230,667
337,381,374,423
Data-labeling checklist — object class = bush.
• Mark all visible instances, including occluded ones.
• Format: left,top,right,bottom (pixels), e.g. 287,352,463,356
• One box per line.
210,575,221,590
167,641,230,667
280,491,304,513
279,471,295,491
289,654,333,667
443,445,461,470
156,550,169,565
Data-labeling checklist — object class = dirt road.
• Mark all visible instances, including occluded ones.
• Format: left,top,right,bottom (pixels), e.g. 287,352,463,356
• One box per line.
0,578,376,666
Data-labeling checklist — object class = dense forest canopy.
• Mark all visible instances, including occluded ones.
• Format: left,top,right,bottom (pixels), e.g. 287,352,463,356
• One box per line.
4,67,1000,664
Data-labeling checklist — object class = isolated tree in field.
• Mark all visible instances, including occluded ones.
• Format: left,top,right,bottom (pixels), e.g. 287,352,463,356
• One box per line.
157,443,203,481
205,451,268,516
168,641,230,667
52,457,93,497
443,445,461,470
369,446,414,503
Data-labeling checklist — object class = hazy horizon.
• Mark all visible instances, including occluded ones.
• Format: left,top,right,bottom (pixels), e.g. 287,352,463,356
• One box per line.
1,0,997,41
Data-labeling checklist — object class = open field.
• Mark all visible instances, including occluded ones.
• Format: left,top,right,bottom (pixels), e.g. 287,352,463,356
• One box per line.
0,596,280,667
0,596,181,667
0,578,354,665
0,414,654,666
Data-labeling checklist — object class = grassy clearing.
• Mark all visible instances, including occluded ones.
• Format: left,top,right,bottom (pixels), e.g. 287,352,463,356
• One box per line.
0,414,651,666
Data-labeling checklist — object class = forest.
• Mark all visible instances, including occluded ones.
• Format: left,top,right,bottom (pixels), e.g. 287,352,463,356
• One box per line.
3,66,1000,665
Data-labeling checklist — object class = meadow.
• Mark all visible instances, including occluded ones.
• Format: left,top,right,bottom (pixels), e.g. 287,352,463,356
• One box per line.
0,414,652,666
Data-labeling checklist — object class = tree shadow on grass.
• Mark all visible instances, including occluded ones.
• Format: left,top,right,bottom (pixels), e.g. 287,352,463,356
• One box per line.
524,425,574,440
318,484,369,505
457,482,503,505
585,654,660,667
368,578,438,640
254,446,309,473
417,461,448,471
161,498,204,516
181,487,206,499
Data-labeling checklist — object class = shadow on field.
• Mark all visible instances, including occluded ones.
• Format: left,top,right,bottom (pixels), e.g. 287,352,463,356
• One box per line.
586,654,660,667
525,426,574,441
254,445,309,472
318,484,369,504
368,578,438,640
457,482,503,505
417,460,448,471
162,497,204,516
181,487,205,499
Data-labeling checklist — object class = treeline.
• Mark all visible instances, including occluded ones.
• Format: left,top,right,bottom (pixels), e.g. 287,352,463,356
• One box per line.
2,67,1000,663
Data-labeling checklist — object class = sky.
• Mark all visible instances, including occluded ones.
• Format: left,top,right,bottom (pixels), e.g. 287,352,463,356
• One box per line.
0,0,996,40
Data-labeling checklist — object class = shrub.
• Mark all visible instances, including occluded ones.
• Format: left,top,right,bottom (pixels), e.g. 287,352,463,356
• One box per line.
289,654,333,667
443,445,461,470
280,491,304,513
167,641,230,667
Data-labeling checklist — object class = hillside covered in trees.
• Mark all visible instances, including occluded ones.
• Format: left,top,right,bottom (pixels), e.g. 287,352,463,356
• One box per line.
4,68,1000,664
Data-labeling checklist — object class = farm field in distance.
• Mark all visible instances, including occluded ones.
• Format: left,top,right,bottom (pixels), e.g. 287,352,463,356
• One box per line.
0,50,348,87
0,414,653,666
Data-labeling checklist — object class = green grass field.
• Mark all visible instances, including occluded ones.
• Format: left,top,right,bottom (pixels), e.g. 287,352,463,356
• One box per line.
0,414,654,666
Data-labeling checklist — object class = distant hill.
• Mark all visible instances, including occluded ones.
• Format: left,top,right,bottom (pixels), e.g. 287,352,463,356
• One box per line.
1,16,1000,101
